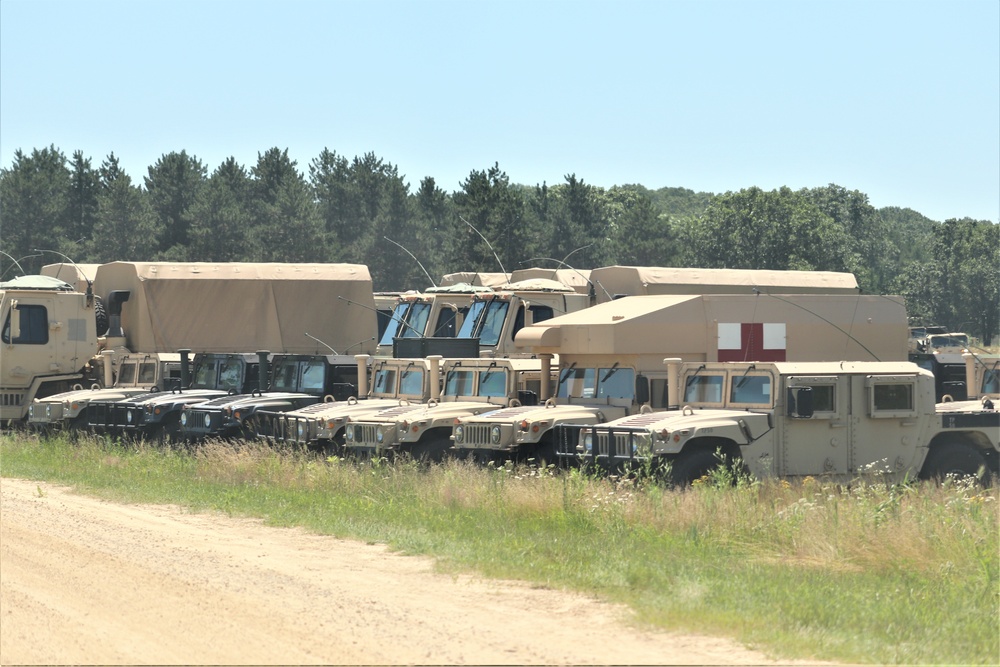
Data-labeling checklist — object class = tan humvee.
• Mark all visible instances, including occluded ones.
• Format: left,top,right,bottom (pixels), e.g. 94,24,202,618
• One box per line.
343,356,549,461
451,292,908,461
566,360,999,485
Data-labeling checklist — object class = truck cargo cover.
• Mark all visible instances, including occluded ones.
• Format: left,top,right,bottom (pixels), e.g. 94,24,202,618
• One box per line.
94,262,377,355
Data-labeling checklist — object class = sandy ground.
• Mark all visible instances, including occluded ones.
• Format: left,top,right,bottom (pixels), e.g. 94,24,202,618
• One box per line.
1,477,805,666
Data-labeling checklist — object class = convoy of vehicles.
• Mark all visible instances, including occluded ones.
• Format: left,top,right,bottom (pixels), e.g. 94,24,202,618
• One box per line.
5,260,996,485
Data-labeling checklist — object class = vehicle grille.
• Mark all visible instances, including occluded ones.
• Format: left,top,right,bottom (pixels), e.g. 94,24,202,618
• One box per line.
462,424,495,447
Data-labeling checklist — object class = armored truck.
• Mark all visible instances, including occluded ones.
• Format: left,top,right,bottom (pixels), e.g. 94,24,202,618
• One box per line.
343,356,548,461
558,360,1000,486
375,284,492,357
179,352,359,442
0,275,103,424
450,292,908,462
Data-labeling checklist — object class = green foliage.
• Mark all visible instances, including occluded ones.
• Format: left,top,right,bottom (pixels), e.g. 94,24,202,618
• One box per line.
0,144,996,342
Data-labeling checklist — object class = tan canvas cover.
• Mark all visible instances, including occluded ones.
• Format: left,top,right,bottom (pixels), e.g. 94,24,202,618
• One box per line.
590,266,859,302
41,263,101,294
517,293,907,363
94,262,377,354
439,272,510,288
508,268,592,295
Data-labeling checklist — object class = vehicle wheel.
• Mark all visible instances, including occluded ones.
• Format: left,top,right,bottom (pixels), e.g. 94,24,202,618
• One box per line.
94,296,109,337
921,441,992,486
669,448,739,487
410,436,450,463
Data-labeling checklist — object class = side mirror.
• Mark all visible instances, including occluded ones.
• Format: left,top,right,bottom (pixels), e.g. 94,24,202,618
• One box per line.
9,299,20,341
787,386,814,418
635,375,650,405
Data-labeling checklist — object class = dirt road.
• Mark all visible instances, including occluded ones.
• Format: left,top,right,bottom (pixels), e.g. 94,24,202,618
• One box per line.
1,477,791,665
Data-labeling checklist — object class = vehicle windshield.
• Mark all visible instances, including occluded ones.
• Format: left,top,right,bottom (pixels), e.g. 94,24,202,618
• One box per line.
118,362,137,385
271,359,300,392
730,375,772,404
399,367,424,395
458,300,508,346
683,375,724,403
299,359,327,393
479,368,508,397
192,361,219,388
378,303,410,346
372,368,397,396
444,369,476,397
217,361,243,391
557,366,634,400
138,362,156,384
399,302,431,338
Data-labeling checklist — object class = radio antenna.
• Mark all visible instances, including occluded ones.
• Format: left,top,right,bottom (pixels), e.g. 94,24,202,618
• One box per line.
384,236,436,287
460,216,507,276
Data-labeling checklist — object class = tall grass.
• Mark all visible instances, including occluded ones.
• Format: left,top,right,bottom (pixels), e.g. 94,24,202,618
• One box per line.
2,432,997,665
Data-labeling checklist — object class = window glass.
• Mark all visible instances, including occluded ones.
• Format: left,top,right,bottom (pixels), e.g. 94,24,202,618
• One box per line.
457,301,485,337
399,368,424,395
982,370,999,395
299,360,327,393
479,369,508,397
873,383,913,411
433,309,457,337
378,303,409,345
218,361,243,390
529,305,555,324
477,301,509,346
138,362,157,384
444,370,475,397
597,367,634,399
193,361,218,387
118,362,137,384
684,375,724,403
272,360,298,392
649,378,669,409
730,375,771,404
400,302,431,338
2,305,48,344
373,368,396,395
557,367,597,399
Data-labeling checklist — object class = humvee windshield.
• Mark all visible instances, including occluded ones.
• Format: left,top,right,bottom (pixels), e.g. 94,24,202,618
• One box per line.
118,361,137,385
557,367,635,400
218,361,243,390
192,361,219,388
399,367,424,395
730,375,772,404
444,369,475,397
479,368,508,397
683,375,724,403
372,367,397,395
138,361,157,384
983,369,1000,395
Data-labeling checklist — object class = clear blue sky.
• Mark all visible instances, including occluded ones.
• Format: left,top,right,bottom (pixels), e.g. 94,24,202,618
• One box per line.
2,0,997,223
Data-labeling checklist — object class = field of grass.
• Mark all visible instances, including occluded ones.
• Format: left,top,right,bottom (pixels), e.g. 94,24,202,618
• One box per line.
2,432,998,665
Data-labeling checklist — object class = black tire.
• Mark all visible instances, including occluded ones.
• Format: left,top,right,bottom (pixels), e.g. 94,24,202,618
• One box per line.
921,441,992,485
669,449,723,487
94,296,109,337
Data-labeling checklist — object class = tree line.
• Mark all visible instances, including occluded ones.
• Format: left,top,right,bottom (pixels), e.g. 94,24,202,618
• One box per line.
1,145,997,343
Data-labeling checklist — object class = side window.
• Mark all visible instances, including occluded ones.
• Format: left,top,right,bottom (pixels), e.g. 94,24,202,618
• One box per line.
2,305,49,344
648,378,669,409
870,381,916,418
528,305,555,325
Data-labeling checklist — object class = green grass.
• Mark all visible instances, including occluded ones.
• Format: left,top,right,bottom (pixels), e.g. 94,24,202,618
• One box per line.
2,432,998,665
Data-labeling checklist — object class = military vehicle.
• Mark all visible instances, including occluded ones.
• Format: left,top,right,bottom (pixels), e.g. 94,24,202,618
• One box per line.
27,351,181,433
906,326,972,402
450,292,908,463
936,353,999,414
88,350,262,442
256,354,441,453
0,274,104,424
557,360,999,486
588,266,860,302
178,352,359,442
375,284,493,357
343,356,548,461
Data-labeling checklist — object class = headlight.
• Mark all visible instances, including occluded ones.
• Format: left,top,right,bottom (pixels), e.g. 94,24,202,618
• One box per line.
490,425,502,444
180,412,188,426
204,413,212,428
582,433,593,453
376,426,385,443
126,410,134,424
454,425,464,443
298,422,307,438
345,425,354,441
45,405,52,417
